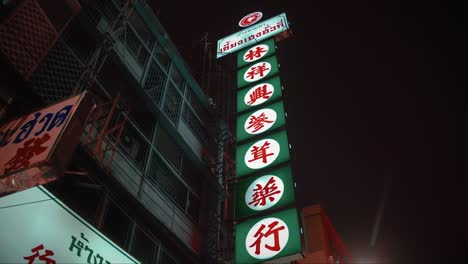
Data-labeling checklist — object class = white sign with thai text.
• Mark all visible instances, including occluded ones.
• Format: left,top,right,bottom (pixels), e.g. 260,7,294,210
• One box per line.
0,186,140,263
217,13,289,58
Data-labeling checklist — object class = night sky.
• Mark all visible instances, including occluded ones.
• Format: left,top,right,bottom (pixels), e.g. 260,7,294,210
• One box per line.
153,1,463,263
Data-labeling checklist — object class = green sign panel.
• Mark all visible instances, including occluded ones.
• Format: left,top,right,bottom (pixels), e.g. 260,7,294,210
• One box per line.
237,55,279,89
237,38,276,68
237,76,283,114
235,208,302,264
236,100,286,143
235,165,296,220
236,130,290,178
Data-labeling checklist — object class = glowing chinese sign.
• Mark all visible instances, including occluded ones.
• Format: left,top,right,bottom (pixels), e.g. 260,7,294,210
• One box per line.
237,100,286,142
235,208,302,263
237,76,283,113
239,12,263,28
236,130,290,178
236,165,296,219
237,55,279,89
245,175,284,210
0,186,140,263
217,13,289,58
237,38,276,68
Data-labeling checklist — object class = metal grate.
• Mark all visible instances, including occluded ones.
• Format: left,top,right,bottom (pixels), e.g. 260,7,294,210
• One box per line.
163,83,182,125
119,26,150,67
153,43,171,70
182,103,207,143
170,67,185,93
147,152,187,211
29,40,83,104
0,0,58,79
144,59,167,106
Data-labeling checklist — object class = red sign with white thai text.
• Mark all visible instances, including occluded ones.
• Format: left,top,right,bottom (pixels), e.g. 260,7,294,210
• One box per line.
0,95,81,177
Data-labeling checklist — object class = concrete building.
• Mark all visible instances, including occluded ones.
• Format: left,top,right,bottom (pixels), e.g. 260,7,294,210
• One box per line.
0,0,234,263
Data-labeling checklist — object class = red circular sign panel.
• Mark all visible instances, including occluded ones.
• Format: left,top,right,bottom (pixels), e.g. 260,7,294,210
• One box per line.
239,12,263,27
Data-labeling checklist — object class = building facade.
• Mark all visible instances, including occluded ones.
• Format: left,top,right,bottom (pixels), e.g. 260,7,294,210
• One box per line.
0,0,234,263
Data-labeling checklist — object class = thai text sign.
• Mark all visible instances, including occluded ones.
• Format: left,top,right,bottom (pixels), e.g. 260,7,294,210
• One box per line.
237,76,283,113
0,94,81,177
235,207,302,264
236,165,296,220
217,13,288,58
237,55,279,89
236,129,290,178
236,100,286,143
237,38,276,68
0,186,140,263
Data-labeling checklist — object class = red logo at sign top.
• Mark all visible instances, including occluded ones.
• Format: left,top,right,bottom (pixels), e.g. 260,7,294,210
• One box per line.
239,12,263,27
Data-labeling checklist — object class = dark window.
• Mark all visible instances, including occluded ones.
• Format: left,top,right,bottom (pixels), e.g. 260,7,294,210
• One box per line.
120,121,149,168
181,158,202,194
101,201,131,249
119,27,150,67
170,67,185,93
128,11,155,49
47,174,103,225
156,127,182,171
163,83,182,125
130,227,157,263
147,153,187,211
144,59,167,106
153,43,171,70
187,193,200,222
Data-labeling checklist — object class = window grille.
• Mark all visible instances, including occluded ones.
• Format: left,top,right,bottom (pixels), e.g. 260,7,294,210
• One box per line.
147,152,187,211
119,26,150,67
182,103,207,143
163,83,182,125
153,43,170,70
170,67,185,93
29,40,82,103
144,59,167,106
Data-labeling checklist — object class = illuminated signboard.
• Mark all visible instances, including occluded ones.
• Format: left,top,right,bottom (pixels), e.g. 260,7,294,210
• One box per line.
236,129,290,178
0,186,140,263
236,100,286,143
235,208,302,263
237,76,283,114
217,13,289,58
0,92,94,195
237,38,276,68
231,11,302,264
237,55,279,89
236,165,296,219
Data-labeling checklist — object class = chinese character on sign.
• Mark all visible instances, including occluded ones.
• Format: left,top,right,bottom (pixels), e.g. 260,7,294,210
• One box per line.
247,84,272,105
247,140,274,164
244,138,280,170
244,45,268,62
244,62,271,82
246,112,274,133
248,176,281,207
4,133,51,174
249,221,286,255
23,244,56,264
245,217,289,259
